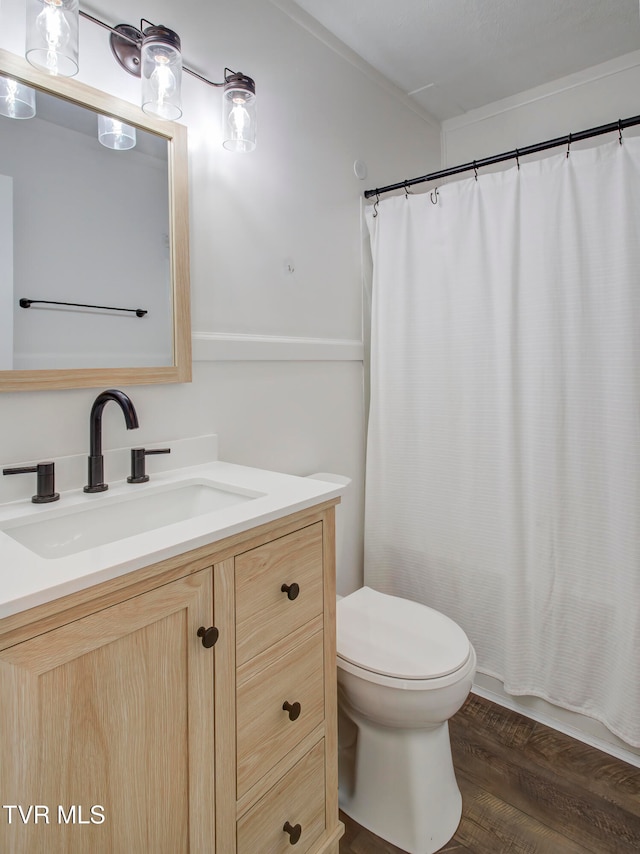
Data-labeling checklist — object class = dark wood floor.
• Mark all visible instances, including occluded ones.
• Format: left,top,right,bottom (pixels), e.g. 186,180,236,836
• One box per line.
339,693,640,853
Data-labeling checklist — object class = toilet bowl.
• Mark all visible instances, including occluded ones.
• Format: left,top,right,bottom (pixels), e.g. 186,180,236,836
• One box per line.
336,586,476,854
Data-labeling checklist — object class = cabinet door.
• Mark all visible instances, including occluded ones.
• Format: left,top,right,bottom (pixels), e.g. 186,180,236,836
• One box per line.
0,570,215,854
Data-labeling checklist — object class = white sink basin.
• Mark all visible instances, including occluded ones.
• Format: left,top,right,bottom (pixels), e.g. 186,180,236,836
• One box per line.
1,480,264,559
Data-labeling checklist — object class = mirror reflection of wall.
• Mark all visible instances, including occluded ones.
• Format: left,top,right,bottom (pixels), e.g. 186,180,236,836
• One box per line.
0,84,173,370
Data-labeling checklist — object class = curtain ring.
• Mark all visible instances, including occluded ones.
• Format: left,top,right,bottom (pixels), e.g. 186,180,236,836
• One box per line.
566,133,572,158
515,148,520,170
373,191,380,218
430,186,439,205
473,161,478,181
619,119,623,145
404,181,412,199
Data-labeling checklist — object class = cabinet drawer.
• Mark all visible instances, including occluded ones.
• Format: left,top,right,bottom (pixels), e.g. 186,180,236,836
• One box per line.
237,739,325,854
235,522,323,665
237,627,324,797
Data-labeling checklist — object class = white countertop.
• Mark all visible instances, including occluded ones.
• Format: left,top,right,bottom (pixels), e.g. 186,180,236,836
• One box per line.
0,461,344,620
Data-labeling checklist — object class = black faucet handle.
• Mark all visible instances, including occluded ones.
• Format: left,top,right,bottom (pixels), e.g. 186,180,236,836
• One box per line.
3,461,60,503
127,447,171,484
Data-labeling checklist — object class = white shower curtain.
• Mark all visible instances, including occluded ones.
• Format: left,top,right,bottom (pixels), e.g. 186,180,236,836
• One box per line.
365,138,640,747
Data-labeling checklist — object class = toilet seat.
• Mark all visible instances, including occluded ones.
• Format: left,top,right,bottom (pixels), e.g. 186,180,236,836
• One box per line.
337,587,471,686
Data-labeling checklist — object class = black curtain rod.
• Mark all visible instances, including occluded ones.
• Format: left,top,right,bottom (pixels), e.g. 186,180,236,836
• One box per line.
364,114,640,199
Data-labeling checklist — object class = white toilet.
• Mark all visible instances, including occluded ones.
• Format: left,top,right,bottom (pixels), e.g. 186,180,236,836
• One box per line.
305,473,476,854
336,587,476,854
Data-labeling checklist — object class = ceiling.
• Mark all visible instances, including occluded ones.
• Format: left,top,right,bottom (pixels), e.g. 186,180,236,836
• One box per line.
288,0,640,121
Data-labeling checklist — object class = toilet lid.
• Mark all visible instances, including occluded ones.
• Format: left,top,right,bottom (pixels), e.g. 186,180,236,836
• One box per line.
337,587,471,679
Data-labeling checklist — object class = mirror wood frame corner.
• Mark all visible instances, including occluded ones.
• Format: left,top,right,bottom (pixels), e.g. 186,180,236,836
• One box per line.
0,47,191,392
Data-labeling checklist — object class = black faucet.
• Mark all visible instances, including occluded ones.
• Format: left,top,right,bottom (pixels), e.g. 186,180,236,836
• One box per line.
84,389,139,493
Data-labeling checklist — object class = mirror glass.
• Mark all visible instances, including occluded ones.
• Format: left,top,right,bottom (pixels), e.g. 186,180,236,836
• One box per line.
1,86,172,370
0,49,191,391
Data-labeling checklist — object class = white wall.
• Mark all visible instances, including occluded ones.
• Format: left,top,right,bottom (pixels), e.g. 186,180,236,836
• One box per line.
442,51,640,767
443,50,640,166
0,0,441,595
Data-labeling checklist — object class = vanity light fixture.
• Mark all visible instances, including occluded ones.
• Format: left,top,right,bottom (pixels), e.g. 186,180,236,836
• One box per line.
109,21,184,121
222,71,256,153
97,115,136,150
25,0,79,78
140,25,183,120
0,75,36,119
79,11,257,151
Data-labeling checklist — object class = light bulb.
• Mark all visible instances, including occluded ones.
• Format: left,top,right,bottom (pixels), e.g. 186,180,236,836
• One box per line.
36,0,71,74
229,98,250,139
222,77,256,153
6,79,19,107
149,55,177,111
5,80,21,117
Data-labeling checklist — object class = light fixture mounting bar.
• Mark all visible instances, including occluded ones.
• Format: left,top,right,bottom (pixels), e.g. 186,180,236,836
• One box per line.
79,10,138,45
183,66,224,88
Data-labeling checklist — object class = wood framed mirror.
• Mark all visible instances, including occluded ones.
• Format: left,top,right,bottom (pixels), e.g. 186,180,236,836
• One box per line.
0,47,191,391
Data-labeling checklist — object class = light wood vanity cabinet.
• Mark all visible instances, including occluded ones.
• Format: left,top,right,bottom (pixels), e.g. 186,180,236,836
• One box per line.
0,501,342,854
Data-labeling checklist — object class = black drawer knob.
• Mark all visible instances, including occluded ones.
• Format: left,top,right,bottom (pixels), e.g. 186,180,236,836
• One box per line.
283,821,302,845
197,626,219,648
282,700,301,721
281,582,300,601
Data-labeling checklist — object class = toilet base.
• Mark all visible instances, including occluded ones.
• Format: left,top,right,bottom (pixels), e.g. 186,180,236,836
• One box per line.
338,707,462,854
